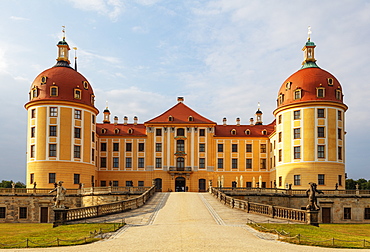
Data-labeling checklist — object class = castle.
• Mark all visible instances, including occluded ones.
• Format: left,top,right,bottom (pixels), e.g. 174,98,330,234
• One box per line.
25,31,347,192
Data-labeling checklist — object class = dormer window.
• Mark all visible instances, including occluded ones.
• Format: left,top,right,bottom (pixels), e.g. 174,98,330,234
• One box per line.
327,78,334,86
278,93,284,105
336,89,342,100
188,116,194,122
294,88,302,100
50,86,58,97
83,81,89,90
32,87,38,98
114,128,120,134
168,115,173,122
231,129,236,135
245,129,250,135
91,94,95,105
74,89,81,99
262,130,267,135
101,128,107,134
285,82,292,90
41,76,47,84
316,87,325,98
128,128,133,134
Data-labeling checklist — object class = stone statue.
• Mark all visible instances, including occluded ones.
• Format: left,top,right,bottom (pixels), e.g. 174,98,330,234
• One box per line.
335,183,338,190
306,182,323,211
11,182,15,189
49,181,67,208
33,182,37,189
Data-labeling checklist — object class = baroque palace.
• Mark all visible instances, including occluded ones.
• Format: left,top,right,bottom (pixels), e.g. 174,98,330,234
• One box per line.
25,32,347,192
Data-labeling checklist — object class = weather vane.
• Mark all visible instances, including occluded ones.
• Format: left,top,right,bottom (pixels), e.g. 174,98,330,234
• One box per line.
308,26,312,40
62,26,66,40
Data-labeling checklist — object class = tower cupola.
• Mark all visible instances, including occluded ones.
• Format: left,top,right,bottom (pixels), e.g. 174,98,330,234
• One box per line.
255,103,263,125
103,105,111,123
301,26,318,69
56,26,71,65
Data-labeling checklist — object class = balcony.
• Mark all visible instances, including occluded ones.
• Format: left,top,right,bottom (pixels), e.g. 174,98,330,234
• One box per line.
168,166,192,175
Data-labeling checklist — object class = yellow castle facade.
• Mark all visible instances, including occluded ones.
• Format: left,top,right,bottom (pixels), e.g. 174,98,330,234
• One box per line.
25,33,347,192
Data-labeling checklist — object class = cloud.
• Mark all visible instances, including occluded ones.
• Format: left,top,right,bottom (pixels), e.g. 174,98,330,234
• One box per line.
67,0,124,21
135,0,162,6
10,16,30,21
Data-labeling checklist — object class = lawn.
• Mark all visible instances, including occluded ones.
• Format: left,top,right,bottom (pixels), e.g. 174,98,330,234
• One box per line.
0,223,124,248
250,223,370,248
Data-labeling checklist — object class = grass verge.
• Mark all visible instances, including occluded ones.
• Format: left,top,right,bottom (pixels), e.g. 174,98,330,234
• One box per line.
0,223,124,248
249,223,370,249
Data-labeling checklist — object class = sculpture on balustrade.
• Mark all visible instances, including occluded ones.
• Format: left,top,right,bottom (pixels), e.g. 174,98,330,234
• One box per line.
306,182,323,211
49,181,67,208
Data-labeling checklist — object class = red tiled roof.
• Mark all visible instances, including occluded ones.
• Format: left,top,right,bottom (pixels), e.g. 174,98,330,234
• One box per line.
214,121,275,137
145,102,215,124
96,123,146,137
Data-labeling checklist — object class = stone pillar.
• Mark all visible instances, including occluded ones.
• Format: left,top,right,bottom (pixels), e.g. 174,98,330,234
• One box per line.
306,210,319,227
53,209,67,227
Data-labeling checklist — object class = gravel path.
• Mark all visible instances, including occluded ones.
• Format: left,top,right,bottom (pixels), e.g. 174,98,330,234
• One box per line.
5,192,369,252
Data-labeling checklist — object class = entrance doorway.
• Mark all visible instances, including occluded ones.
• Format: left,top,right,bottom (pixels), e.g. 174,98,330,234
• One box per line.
154,178,162,192
322,207,331,223
40,207,48,223
175,177,186,192
199,179,206,192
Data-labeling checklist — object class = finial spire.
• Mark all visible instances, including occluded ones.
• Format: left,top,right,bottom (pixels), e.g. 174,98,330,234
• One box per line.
62,26,66,40
307,26,312,41
73,47,78,71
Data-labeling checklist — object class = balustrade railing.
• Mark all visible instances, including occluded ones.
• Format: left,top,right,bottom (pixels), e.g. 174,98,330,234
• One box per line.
0,188,79,195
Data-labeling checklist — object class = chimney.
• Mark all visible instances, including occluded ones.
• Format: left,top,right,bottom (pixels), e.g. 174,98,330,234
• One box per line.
250,117,254,125
124,116,128,125
114,116,118,126
236,117,240,126
134,116,138,125
177,97,184,103
223,117,227,126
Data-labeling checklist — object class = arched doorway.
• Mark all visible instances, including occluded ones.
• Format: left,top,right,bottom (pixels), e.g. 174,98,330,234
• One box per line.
154,178,162,192
175,177,186,192
199,179,206,192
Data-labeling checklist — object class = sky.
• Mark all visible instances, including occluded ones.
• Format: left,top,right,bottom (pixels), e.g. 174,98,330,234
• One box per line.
0,0,369,183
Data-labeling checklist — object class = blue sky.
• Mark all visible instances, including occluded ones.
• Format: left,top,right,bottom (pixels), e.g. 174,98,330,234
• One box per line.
0,0,369,183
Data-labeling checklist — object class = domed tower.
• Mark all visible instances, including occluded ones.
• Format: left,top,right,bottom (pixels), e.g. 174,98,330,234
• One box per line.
273,29,348,189
25,33,99,188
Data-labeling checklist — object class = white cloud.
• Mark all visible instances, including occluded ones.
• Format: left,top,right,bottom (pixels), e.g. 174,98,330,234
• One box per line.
10,16,30,21
67,0,124,21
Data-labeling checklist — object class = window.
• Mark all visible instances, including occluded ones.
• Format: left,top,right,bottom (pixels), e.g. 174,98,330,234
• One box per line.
199,143,205,152
50,126,57,136
199,129,205,136
285,82,292,90
126,143,132,152
232,144,238,152
74,128,81,138
318,145,325,158
232,159,238,169
317,109,325,118
294,128,301,139
231,129,236,135
278,132,282,142
155,128,162,136
31,127,35,138
126,157,132,168
246,144,252,152
260,159,266,169
336,90,342,100
126,181,133,187
176,140,184,152
278,115,282,124
74,145,81,158
0,207,5,218
217,158,223,169
177,157,184,169
113,157,119,168
49,144,56,157
50,107,58,117
365,208,370,220
91,95,95,105
317,127,325,138
138,181,144,187
188,116,194,122
101,181,106,187
246,159,252,169
138,143,145,152
260,144,266,153
245,129,250,135
199,158,205,168
294,110,301,120
294,146,301,159
338,111,342,120
168,116,173,121
138,158,144,168
113,181,119,187
318,174,325,185
32,87,38,98
101,143,106,151
92,115,95,124
177,128,185,136
113,143,119,151
156,143,162,152
294,175,301,186
327,78,334,86
100,157,107,168
344,208,351,220
30,173,34,184
155,158,162,168
74,174,80,184
73,110,81,120
278,149,282,162
31,109,36,118
19,207,27,219
338,175,342,186
246,182,252,188
92,132,95,142
279,176,282,187
49,173,56,184
74,89,81,99
338,146,342,160
217,144,223,152
338,128,342,140
317,88,325,98
294,89,301,100
83,81,89,89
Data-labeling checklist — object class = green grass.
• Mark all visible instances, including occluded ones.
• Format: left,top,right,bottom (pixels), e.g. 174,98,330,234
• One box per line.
0,223,124,248
249,223,370,248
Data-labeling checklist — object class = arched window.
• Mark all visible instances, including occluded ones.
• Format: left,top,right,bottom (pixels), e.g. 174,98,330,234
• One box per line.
245,129,250,135
262,130,267,135
128,128,133,134
50,86,58,97
101,128,107,134
231,129,236,135
168,115,173,121
176,140,184,152
188,116,194,122
114,128,120,134
336,89,342,100
177,128,185,136
74,89,81,99
294,88,301,100
316,87,325,98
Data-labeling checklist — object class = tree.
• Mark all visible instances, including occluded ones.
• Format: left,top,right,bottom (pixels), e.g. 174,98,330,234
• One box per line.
0,180,26,188
346,178,370,190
